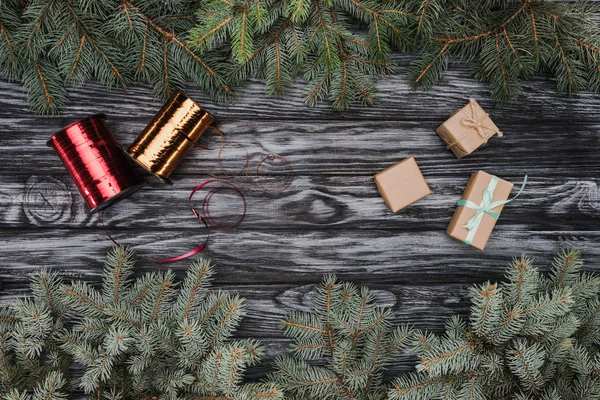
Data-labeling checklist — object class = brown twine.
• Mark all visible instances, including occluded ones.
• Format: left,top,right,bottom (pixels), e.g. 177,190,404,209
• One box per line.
445,99,503,151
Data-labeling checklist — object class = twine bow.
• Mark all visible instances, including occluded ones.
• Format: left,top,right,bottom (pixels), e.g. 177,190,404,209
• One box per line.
457,175,527,245
446,99,503,152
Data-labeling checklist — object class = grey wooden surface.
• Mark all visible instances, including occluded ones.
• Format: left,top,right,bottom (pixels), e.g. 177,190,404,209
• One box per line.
1,58,600,377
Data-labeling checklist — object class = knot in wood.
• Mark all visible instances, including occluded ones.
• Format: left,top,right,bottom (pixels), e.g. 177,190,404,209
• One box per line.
24,176,73,225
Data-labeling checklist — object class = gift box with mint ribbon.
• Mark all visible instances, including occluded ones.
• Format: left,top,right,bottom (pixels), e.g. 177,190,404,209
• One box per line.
447,171,526,250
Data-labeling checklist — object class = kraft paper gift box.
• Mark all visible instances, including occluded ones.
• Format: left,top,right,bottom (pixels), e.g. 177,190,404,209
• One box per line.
436,99,503,159
374,157,431,213
447,171,515,251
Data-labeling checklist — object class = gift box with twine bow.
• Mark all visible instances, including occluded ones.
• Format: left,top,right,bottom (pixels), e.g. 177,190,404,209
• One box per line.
436,99,503,159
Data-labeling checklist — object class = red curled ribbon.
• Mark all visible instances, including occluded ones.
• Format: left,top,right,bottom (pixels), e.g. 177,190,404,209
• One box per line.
201,183,247,230
103,180,246,263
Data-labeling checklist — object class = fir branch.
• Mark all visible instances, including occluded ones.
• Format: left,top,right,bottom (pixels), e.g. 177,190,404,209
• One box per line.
0,247,274,399
551,249,583,288
151,279,172,322
512,259,529,306
495,34,510,96
283,319,328,334
209,300,242,348
64,285,105,313
139,22,148,72
123,0,233,95
364,330,382,392
162,37,170,99
521,293,571,315
25,0,56,48
436,0,532,44
393,248,600,399
110,250,126,304
273,275,414,399
577,40,600,54
419,342,473,372
178,261,213,321
4,0,600,112
64,334,97,364
417,0,430,32
32,271,58,316
392,374,448,396
413,42,448,84
190,17,234,48
350,296,367,347
199,299,224,325
530,9,539,56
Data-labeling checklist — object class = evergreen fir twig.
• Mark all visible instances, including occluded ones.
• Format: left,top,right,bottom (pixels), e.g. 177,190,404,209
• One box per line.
409,0,600,104
0,247,282,400
2,245,600,400
191,0,404,110
2,1,600,113
1,0,236,114
390,249,600,399
269,275,414,399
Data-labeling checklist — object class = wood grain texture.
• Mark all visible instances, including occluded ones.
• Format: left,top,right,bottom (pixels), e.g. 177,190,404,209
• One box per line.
1,175,599,230
1,58,599,380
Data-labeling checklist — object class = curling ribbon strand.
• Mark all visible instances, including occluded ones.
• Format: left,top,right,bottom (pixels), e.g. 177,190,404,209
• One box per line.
103,182,214,263
202,184,247,229
103,211,209,263
457,175,527,245
102,180,247,263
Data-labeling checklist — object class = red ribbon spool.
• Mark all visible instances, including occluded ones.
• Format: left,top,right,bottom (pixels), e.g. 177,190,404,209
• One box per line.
47,114,143,213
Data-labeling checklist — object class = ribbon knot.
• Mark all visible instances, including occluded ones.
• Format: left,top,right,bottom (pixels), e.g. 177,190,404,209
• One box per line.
460,187,501,232
457,175,527,245
445,99,503,153
462,114,491,141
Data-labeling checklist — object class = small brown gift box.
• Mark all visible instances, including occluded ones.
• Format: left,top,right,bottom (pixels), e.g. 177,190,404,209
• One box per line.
374,157,431,213
437,99,502,159
447,171,514,250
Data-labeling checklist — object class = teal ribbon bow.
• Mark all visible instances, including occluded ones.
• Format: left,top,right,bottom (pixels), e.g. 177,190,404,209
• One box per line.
457,175,527,245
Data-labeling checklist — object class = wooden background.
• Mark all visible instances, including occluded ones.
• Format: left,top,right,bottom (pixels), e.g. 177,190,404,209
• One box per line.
1,56,600,377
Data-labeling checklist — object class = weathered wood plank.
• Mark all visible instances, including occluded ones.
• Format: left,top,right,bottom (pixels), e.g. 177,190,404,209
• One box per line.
0,230,598,287
0,175,599,231
0,118,598,177
1,46,600,382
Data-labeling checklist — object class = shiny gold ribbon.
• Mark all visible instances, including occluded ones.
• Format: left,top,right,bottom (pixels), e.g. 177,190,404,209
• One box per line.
127,91,214,183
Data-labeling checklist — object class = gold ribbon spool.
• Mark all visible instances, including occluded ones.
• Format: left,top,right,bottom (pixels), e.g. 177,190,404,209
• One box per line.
127,91,214,182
